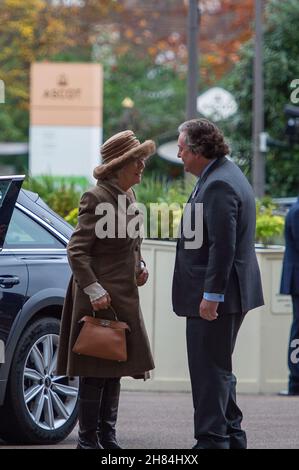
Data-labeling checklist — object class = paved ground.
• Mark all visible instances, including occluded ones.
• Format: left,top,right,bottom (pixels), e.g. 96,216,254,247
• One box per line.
1,391,299,449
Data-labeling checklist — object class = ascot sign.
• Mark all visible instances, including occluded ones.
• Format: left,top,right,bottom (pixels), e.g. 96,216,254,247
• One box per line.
43,74,81,100
30,62,103,179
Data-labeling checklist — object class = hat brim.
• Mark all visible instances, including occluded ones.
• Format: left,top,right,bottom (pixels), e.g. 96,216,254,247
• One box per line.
93,140,156,179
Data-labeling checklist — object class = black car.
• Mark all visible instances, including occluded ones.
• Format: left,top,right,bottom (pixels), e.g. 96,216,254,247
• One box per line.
0,175,78,444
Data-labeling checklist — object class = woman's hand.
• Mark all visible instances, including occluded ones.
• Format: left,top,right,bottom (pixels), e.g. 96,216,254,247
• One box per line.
91,293,111,310
136,267,149,286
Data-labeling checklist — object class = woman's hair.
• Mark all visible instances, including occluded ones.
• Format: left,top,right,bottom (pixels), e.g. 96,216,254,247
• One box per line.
178,118,230,160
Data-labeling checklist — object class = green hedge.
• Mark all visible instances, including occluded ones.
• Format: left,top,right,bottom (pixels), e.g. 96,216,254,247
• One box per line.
23,176,89,218
23,176,285,245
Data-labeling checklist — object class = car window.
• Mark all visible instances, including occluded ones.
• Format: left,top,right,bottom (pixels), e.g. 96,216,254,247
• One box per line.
0,181,10,209
4,208,64,249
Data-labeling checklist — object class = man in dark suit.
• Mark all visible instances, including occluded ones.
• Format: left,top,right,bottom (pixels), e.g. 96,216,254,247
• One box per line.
280,198,299,395
172,119,264,449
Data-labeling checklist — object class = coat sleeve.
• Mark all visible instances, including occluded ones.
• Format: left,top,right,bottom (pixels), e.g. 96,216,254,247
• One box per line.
67,191,100,290
202,180,239,294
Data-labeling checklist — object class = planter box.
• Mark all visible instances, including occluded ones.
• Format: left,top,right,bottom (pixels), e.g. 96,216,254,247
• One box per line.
123,240,292,393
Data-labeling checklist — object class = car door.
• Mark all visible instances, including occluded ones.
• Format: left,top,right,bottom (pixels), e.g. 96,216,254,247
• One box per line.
0,176,28,359
4,204,71,298
0,180,78,445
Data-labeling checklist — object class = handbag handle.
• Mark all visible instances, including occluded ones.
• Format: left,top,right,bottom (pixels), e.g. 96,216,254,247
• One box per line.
92,304,119,321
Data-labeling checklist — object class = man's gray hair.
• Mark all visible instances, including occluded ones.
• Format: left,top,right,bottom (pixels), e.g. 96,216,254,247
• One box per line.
178,121,200,154
178,118,230,160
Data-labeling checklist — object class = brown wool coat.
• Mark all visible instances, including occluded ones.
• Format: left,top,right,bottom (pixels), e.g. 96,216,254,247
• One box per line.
56,180,155,379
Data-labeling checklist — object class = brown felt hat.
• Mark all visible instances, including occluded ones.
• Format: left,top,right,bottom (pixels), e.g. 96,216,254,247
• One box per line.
93,130,156,179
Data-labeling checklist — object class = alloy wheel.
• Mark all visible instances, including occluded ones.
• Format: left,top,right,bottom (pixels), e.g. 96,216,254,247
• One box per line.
22,334,78,431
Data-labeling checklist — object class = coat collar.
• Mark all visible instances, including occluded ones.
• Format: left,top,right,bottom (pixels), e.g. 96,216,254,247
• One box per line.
96,179,135,204
189,156,228,202
199,156,227,186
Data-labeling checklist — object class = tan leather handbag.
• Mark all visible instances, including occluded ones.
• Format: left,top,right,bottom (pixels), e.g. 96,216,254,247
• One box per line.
72,306,131,362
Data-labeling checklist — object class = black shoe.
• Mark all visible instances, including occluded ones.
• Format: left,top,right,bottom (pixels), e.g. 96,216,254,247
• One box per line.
229,430,247,449
77,398,104,449
98,378,122,449
192,442,205,449
101,439,122,450
278,390,299,396
192,438,230,450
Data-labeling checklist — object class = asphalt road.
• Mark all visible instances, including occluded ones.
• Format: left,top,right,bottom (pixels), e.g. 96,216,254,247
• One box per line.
1,391,299,449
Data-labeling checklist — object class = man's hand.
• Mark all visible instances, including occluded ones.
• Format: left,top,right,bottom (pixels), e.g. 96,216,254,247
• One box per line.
199,299,219,321
136,267,149,286
91,293,111,310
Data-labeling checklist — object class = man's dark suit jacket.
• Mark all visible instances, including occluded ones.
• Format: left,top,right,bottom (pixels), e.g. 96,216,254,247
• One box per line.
280,197,299,295
172,156,264,316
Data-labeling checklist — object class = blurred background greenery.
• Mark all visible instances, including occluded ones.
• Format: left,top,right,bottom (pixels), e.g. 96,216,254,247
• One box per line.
1,0,299,196
1,0,298,246
23,175,285,246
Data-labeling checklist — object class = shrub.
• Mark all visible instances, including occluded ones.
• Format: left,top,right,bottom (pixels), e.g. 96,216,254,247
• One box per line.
65,208,79,227
255,198,285,246
135,176,194,238
23,176,89,218
24,176,286,246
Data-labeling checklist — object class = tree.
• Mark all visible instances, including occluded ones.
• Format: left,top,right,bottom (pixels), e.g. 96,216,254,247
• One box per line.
0,0,117,141
0,0,256,161
0,0,71,140
92,0,256,80
221,0,299,196
103,51,186,175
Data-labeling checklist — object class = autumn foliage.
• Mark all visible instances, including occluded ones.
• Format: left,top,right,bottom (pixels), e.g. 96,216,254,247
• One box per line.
0,0,255,141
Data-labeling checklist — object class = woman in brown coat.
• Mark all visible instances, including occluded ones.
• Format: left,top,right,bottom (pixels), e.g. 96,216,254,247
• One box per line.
57,130,156,449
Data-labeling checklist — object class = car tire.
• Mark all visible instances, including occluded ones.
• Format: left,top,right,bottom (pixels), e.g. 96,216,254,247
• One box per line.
0,317,78,444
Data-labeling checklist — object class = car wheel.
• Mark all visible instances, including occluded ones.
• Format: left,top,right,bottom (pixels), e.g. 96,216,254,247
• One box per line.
0,317,78,444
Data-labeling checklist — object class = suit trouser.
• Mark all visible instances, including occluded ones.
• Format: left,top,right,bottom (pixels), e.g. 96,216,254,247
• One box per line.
186,312,247,449
288,296,299,393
